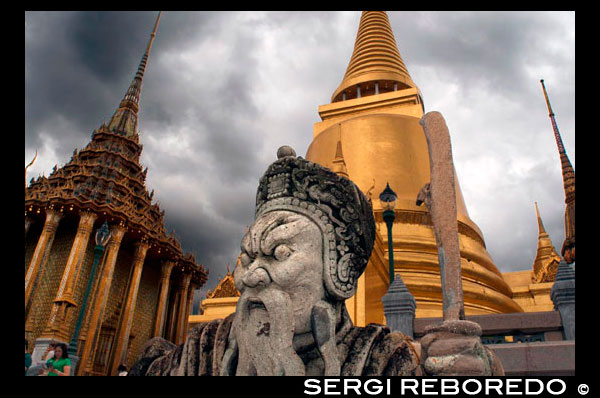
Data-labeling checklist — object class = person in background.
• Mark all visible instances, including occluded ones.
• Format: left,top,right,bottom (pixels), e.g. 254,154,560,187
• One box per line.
25,339,32,375
41,343,56,364
45,343,71,376
117,364,128,376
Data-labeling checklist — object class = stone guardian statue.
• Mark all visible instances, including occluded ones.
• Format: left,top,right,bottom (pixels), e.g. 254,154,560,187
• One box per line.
130,145,502,376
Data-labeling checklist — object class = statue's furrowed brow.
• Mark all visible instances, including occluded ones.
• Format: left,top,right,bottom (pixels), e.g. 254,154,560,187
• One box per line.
260,217,305,256
241,232,256,258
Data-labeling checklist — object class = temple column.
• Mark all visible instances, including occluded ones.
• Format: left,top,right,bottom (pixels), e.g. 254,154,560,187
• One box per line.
181,283,196,340
166,287,180,342
174,272,192,345
25,208,62,313
42,210,97,342
153,260,176,337
109,239,150,375
76,223,126,376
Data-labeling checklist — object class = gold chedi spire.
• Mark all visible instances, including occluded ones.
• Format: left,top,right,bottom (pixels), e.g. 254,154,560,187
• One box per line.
531,202,562,283
308,11,523,321
331,139,350,178
540,79,575,263
108,11,162,137
332,11,418,103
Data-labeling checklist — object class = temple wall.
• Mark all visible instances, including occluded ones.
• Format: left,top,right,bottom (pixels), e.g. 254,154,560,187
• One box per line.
104,247,134,325
64,235,98,340
25,223,76,344
503,270,554,312
127,262,160,368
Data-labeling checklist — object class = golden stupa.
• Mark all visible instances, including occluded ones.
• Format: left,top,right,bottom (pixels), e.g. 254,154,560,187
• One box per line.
305,11,522,322
192,11,571,328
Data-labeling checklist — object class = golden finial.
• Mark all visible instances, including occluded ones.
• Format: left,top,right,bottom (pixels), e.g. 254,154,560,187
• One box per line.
147,11,162,54
332,11,417,103
107,11,163,136
534,202,547,235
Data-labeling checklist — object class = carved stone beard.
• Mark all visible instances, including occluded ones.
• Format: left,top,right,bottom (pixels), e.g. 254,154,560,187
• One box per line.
232,288,305,376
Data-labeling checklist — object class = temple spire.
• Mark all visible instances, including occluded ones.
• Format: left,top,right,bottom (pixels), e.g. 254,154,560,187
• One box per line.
332,11,418,103
540,79,575,263
534,202,547,235
331,139,349,178
107,11,162,137
531,202,561,283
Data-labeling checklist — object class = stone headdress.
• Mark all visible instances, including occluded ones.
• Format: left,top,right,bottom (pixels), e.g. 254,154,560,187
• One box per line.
255,146,375,301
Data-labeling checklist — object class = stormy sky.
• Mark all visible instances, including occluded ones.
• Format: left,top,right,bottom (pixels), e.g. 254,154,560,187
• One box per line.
25,11,575,310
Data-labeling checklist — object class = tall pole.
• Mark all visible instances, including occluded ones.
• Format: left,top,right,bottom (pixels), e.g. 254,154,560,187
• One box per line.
383,209,395,284
67,244,105,357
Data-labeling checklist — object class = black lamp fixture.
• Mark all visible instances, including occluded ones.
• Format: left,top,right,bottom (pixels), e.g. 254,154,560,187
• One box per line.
379,182,397,284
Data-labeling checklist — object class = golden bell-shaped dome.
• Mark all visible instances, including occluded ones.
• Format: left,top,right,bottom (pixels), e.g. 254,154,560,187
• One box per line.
309,11,523,321
332,11,417,103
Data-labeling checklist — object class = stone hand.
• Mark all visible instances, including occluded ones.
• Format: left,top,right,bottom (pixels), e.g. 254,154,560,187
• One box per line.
419,320,504,376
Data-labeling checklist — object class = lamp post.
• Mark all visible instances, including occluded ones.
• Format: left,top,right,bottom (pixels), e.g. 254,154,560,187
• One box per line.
380,183,417,337
379,182,397,284
68,221,111,357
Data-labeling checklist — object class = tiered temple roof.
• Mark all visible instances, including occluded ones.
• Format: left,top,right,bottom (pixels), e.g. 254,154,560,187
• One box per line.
331,11,419,103
25,11,206,287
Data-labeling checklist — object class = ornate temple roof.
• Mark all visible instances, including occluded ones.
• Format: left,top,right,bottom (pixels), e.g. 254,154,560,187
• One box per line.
331,11,418,103
531,202,562,284
205,266,239,299
25,12,206,287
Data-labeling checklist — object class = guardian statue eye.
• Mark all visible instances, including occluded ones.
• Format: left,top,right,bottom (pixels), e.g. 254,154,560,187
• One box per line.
273,245,293,261
240,253,252,267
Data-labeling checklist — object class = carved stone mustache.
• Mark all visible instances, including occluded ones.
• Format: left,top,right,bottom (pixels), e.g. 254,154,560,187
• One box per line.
234,285,305,376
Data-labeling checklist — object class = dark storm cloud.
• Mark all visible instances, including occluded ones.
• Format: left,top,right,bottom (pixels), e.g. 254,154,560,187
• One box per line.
25,11,574,300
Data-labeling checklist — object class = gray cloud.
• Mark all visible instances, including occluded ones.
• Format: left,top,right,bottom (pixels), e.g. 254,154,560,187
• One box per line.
25,11,575,304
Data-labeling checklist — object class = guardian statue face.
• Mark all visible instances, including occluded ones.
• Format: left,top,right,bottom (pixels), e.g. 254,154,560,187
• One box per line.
236,210,325,335
222,146,376,376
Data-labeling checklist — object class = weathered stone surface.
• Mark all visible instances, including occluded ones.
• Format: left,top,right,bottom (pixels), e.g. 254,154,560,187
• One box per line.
424,353,486,376
423,319,482,336
426,335,481,357
489,341,572,376
420,319,503,376
128,336,176,376
418,111,464,321
363,331,420,376
550,261,575,340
